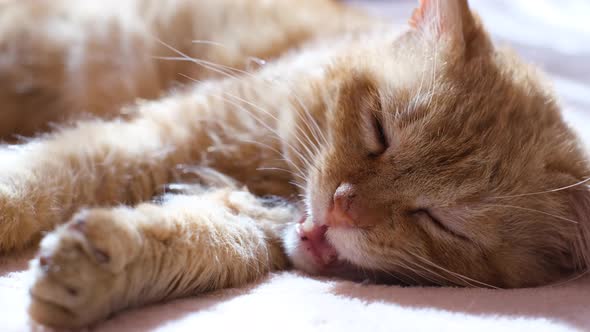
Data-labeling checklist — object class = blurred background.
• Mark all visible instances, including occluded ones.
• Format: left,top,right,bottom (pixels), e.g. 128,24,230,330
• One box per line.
349,0,590,143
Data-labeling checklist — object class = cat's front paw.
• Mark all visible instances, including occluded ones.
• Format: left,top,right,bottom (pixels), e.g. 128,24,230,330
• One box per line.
28,209,143,329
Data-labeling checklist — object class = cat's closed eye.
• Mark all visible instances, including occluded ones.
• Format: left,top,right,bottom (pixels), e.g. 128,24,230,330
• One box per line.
367,112,389,158
410,208,468,241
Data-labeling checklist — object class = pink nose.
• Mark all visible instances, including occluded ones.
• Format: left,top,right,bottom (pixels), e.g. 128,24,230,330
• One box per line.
327,182,357,227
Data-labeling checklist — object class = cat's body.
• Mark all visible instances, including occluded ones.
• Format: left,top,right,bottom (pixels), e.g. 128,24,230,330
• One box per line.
0,0,589,329
0,0,371,139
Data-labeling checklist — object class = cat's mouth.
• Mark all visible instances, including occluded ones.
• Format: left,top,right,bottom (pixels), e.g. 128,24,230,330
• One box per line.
292,215,377,282
295,216,339,268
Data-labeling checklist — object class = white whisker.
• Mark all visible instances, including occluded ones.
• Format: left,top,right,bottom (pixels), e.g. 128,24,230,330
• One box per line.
176,72,315,179
162,54,322,176
408,251,500,289
486,203,578,224
492,177,590,199
191,39,228,48
256,167,307,181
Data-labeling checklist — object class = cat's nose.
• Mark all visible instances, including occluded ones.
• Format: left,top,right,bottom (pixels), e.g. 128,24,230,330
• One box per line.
327,182,357,227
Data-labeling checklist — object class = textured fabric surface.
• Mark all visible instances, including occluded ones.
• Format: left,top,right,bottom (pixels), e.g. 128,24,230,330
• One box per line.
1,1,589,331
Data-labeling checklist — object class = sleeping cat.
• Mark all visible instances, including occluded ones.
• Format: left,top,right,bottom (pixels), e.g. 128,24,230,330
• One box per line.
0,0,588,328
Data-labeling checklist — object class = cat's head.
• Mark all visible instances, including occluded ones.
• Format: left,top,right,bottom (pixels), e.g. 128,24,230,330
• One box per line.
284,0,590,288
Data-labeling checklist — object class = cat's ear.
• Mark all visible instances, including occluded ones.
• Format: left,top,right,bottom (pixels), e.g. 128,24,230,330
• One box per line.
408,0,492,58
568,186,590,271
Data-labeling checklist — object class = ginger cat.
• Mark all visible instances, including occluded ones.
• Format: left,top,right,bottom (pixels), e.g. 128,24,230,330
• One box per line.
0,0,588,329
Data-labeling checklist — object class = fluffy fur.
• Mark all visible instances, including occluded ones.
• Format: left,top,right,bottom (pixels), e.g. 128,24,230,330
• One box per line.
0,0,588,328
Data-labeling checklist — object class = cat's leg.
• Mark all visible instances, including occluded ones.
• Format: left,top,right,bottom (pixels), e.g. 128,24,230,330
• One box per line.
0,69,305,252
28,186,295,329
0,1,167,140
0,0,372,140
